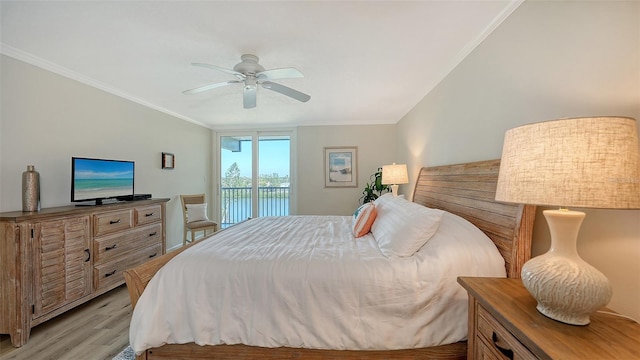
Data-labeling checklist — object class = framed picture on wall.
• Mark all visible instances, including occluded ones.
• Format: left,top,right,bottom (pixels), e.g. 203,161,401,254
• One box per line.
324,146,357,187
162,152,175,169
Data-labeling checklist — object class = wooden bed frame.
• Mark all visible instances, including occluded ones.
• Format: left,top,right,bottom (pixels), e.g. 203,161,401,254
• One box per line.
123,159,536,360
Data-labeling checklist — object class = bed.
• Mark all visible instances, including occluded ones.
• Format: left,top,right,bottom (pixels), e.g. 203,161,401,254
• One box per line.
123,159,536,360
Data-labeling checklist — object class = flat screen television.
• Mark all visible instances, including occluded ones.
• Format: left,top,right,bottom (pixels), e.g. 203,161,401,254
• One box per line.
71,157,134,205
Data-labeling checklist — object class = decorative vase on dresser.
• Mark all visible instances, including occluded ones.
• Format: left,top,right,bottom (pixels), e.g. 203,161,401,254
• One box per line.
22,165,41,212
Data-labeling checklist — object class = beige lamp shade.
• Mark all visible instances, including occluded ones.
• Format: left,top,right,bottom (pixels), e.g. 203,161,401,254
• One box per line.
496,117,640,209
381,163,408,185
495,116,640,325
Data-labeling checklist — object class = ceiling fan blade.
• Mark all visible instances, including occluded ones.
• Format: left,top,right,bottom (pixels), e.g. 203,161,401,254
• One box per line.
243,85,257,109
261,81,311,103
257,68,304,81
182,80,240,95
191,62,245,80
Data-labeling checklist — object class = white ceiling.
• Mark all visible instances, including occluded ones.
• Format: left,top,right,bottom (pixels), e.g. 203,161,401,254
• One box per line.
1,1,521,129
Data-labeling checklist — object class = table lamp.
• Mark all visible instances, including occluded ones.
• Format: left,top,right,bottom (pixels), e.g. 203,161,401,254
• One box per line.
495,116,640,325
381,163,408,197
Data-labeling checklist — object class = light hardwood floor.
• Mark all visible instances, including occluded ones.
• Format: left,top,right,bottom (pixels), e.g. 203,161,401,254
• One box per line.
0,285,131,360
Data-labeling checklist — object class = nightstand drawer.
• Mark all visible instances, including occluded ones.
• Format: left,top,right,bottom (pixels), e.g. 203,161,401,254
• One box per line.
475,335,510,360
477,306,537,360
460,277,640,359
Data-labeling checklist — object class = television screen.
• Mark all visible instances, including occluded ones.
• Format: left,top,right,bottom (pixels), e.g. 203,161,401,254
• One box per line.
72,157,134,204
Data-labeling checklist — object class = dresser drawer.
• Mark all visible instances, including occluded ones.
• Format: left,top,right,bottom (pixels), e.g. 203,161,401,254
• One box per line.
93,209,133,237
135,204,162,226
477,306,537,360
94,243,162,292
93,223,162,265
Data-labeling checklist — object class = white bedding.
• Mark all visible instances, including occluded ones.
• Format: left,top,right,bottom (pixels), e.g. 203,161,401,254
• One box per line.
130,213,506,354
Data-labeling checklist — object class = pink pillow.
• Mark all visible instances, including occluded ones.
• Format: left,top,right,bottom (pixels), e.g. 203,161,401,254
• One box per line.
352,203,377,238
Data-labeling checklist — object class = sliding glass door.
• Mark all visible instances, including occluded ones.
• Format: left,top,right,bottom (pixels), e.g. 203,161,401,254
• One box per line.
220,135,254,228
218,131,294,228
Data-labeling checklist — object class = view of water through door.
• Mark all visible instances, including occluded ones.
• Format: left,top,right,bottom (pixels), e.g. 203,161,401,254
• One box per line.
219,134,291,228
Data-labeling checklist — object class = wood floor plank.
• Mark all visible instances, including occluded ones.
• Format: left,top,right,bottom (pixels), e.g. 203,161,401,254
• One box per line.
0,285,131,360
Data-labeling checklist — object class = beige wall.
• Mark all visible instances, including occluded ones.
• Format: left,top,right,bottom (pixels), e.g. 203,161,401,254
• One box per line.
0,55,212,250
396,1,640,319
296,125,397,216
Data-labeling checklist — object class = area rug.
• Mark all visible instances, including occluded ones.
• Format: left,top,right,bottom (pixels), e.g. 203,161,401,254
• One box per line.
112,345,134,360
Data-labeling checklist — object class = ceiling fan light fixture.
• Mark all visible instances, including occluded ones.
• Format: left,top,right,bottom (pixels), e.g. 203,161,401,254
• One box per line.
244,76,257,90
183,54,310,108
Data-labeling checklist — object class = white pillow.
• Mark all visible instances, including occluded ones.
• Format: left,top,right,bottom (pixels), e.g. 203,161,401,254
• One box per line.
186,203,209,223
371,196,444,258
373,193,396,213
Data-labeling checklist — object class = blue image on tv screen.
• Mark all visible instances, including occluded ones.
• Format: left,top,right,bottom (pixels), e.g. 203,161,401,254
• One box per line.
73,158,134,202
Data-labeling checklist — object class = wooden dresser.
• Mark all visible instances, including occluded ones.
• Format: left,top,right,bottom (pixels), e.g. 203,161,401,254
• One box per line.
0,198,168,347
458,277,640,359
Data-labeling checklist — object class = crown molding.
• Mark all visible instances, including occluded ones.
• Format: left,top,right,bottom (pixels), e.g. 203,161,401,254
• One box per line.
418,0,524,103
0,43,210,129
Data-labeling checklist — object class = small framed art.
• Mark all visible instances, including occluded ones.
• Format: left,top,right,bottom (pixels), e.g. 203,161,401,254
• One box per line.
162,152,175,169
324,146,357,187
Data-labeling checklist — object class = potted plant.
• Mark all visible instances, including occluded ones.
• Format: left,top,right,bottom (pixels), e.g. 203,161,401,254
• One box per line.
360,167,390,204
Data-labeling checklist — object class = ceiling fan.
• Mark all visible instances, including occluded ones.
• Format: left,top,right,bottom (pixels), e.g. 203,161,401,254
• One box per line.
183,54,311,109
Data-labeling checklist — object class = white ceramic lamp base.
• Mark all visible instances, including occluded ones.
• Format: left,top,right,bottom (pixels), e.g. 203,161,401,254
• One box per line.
389,184,399,197
521,209,612,325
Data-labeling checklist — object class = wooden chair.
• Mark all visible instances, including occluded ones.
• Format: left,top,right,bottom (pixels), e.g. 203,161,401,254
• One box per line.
180,194,218,246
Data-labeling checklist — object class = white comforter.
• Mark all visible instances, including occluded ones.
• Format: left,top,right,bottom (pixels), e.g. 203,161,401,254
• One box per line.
130,213,505,354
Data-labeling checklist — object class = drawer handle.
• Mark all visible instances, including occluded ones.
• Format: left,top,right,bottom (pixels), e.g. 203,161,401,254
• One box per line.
84,249,91,262
109,219,121,224
149,252,158,258
145,213,154,217
104,269,117,278
105,244,118,251
492,332,514,360
149,232,157,237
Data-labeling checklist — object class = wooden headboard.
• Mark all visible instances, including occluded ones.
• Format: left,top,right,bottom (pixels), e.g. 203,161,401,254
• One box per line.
412,159,536,278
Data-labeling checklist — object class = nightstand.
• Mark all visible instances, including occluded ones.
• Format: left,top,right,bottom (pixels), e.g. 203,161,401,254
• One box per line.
458,277,640,359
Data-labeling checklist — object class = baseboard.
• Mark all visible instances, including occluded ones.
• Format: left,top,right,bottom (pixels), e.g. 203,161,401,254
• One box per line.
166,243,183,253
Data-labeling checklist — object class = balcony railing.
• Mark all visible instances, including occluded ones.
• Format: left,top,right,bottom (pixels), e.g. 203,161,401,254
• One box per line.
221,186,290,228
